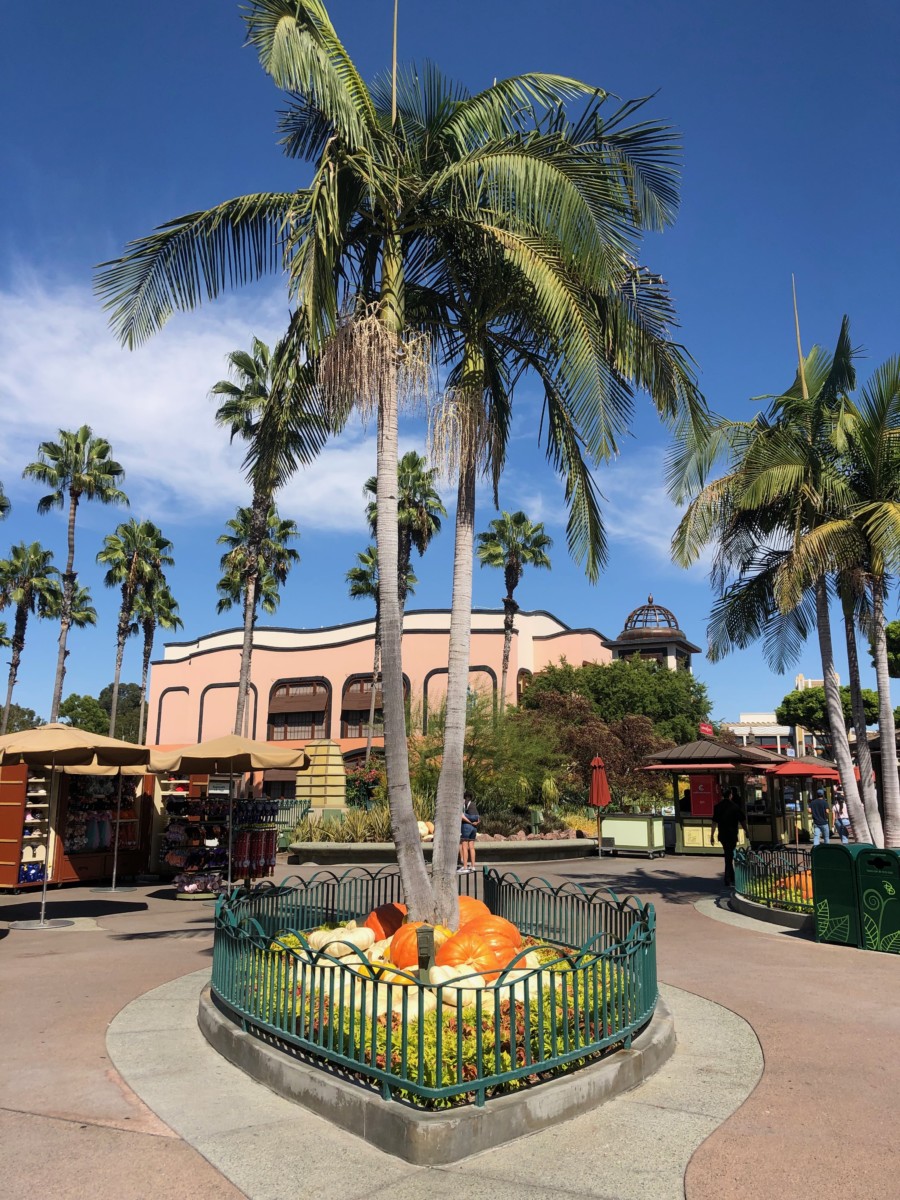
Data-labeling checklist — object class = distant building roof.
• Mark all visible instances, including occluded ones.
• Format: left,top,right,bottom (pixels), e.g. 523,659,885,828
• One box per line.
605,595,702,655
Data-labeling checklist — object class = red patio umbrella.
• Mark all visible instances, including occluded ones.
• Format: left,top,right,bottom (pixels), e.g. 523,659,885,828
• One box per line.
590,756,611,854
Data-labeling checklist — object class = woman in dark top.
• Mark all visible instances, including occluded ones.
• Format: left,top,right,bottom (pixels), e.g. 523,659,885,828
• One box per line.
458,790,480,873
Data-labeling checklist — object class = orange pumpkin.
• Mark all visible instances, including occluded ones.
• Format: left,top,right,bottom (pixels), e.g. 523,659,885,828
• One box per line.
388,921,426,967
456,894,491,926
460,914,522,947
435,927,518,981
363,902,408,941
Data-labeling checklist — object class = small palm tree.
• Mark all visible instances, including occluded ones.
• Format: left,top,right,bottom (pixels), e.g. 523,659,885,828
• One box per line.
23,426,127,719
212,333,327,734
216,506,299,732
476,512,552,711
132,580,182,743
347,544,416,763
0,543,61,734
97,519,174,737
364,453,444,614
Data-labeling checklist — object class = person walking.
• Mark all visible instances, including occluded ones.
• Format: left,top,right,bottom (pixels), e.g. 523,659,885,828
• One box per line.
831,788,851,844
458,790,480,873
810,787,831,846
711,786,749,889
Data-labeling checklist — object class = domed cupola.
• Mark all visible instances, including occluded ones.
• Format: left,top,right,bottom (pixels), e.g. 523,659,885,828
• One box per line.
605,596,701,671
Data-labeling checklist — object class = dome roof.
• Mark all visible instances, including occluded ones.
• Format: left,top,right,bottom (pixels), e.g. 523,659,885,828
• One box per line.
618,595,682,640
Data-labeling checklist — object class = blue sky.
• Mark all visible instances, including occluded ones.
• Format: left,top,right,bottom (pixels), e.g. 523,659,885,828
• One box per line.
1,0,899,722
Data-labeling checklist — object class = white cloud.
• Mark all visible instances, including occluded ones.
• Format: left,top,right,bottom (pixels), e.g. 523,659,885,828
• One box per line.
0,275,418,534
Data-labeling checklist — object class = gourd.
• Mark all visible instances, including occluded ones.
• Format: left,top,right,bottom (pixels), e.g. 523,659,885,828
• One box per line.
456,894,491,926
365,937,393,962
306,926,374,955
417,820,430,838
354,960,417,985
459,914,522,947
426,963,487,1007
389,922,453,968
435,927,518,981
363,902,408,941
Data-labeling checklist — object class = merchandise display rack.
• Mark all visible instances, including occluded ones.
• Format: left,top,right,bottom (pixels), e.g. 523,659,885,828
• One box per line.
18,771,51,887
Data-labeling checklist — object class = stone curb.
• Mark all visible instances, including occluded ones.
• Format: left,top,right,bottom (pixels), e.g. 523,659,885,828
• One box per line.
198,986,675,1166
730,893,814,932
287,839,598,865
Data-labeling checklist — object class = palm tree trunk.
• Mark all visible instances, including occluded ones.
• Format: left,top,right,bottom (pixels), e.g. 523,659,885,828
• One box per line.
871,582,900,846
432,453,477,926
499,595,518,714
377,232,433,918
815,577,872,841
137,620,154,744
365,617,381,766
841,590,883,844
108,601,130,737
50,492,78,721
234,572,257,736
1,605,26,735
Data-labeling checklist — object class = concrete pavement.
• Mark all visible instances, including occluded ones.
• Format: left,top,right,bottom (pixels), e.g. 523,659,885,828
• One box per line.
2,854,899,1199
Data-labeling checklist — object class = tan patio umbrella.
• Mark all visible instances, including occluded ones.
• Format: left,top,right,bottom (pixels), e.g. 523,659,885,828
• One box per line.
0,724,152,930
150,735,310,887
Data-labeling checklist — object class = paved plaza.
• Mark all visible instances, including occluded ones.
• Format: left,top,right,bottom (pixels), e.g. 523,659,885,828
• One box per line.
2,854,898,1199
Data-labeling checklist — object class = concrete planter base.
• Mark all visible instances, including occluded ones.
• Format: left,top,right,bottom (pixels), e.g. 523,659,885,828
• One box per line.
731,892,814,932
287,838,597,866
198,985,674,1165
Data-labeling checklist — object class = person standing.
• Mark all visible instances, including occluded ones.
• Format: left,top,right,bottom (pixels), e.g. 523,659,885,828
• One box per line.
810,787,831,846
458,790,480,873
711,786,749,889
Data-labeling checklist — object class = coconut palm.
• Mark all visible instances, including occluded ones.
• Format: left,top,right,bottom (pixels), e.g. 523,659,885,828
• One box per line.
95,1,703,920
364,453,444,614
132,580,182,743
0,486,9,521
97,519,174,737
212,333,328,734
0,543,61,734
672,318,885,844
216,506,299,732
347,544,416,764
477,512,552,710
23,426,126,719
774,357,900,844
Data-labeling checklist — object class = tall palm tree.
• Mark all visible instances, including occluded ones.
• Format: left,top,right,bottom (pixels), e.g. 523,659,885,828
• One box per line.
0,486,9,521
364,452,444,614
216,505,299,733
97,519,174,737
672,318,884,844
0,543,61,734
132,580,182,744
23,426,127,719
347,544,416,763
477,512,552,710
96,1,703,920
776,358,900,844
212,333,328,734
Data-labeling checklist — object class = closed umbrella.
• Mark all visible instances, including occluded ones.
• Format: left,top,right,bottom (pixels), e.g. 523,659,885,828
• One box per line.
589,755,612,855
150,735,309,887
0,724,151,930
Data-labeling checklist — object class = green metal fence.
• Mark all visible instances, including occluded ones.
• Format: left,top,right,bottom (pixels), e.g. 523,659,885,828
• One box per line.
734,846,813,914
211,867,657,1109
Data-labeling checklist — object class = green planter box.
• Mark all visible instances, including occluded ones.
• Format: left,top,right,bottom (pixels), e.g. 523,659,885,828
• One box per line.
811,843,873,948
856,849,900,954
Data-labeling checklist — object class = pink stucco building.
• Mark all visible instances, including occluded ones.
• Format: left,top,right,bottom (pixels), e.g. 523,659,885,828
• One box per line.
148,607,613,757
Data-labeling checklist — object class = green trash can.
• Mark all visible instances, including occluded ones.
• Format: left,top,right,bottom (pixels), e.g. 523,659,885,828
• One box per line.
811,843,872,947
856,849,900,954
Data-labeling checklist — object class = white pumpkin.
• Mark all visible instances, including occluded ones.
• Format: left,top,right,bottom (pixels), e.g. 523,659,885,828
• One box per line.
306,926,375,955
425,963,487,1007
365,937,393,962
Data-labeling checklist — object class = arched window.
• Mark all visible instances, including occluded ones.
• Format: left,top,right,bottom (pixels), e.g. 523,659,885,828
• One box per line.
340,674,410,738
516,669,532,703
267,678,331,740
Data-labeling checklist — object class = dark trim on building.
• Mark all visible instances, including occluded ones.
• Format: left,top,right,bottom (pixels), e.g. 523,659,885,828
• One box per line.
197,682,259,741
422,664,498,734
155,685,189,745
340,672,410,738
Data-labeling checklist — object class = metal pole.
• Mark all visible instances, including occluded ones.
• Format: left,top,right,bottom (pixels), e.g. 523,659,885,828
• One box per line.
227,768,234,889
93,771,134,892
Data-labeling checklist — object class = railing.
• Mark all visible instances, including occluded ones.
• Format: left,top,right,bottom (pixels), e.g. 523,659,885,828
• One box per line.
734,846,813,914
211,867,657,1109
